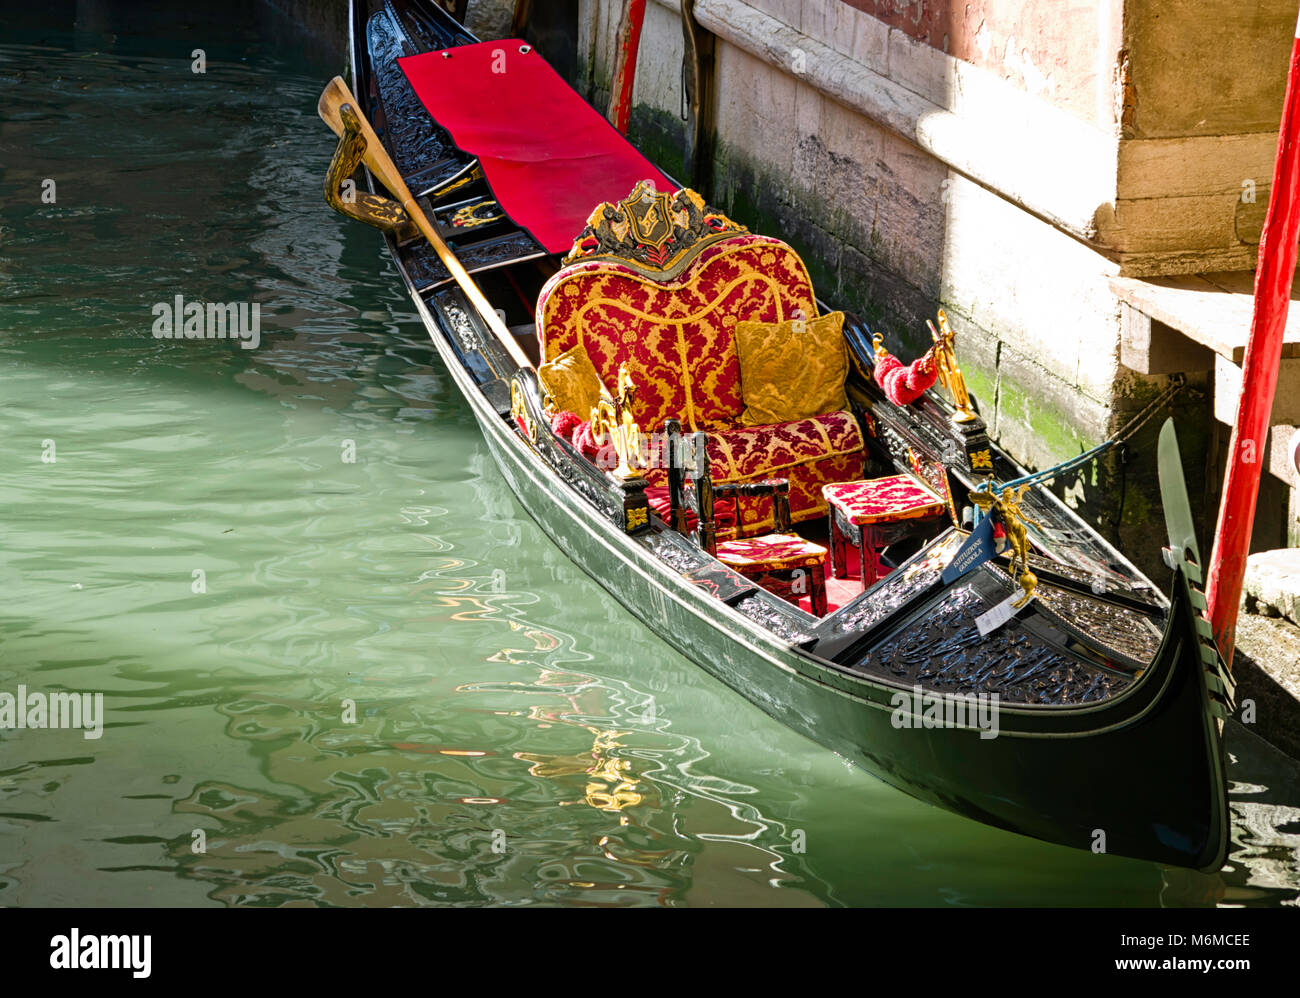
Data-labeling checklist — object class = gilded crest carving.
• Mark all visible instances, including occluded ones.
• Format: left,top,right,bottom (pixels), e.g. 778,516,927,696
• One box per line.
562,182,747,280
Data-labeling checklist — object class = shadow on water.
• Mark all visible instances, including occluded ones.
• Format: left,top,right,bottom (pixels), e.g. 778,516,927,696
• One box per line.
0,3,1298,906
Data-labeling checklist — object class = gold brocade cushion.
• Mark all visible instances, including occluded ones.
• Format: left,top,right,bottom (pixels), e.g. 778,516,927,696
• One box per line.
537,342,605,416
735,311,848,426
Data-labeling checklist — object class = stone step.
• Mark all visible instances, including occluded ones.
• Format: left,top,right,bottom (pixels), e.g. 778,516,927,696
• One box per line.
1111,271,1300,484
1244,548,1300,625
1111,271,1300,367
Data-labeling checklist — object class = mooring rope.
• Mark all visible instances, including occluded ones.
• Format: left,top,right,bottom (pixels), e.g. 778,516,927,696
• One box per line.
975,375,1185,496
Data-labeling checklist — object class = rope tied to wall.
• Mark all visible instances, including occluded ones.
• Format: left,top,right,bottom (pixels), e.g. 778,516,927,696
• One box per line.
972,375,1186,510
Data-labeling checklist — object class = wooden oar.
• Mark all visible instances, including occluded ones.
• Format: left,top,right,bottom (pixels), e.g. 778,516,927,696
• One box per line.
317,75,533,371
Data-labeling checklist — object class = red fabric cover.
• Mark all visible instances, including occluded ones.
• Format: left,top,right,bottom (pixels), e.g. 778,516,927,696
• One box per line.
398,42,673,254
874,349,938,405
536,235,819,432
717,533,827,572
822,474,945,526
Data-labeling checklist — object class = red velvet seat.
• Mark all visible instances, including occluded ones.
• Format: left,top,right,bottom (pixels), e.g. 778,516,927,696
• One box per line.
822,456,954,588
537,184,864,538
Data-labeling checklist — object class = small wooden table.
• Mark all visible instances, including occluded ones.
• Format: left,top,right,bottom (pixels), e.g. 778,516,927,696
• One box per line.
822,476,948,589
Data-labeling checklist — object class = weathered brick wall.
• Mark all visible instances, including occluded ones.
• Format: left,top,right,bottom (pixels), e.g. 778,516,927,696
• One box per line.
839,0,1122,126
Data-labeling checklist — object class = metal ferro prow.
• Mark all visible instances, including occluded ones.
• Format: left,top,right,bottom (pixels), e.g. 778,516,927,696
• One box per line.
1157,418,1236,722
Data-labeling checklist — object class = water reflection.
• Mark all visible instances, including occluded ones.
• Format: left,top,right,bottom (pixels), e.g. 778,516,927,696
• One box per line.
1216,723,1300,906
160,538,830,907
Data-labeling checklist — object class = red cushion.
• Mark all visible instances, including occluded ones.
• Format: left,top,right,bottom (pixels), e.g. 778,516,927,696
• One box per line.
537,230,866,543
717,533,827,572
823,475,945,525
710,412,864,534
707,411,862,481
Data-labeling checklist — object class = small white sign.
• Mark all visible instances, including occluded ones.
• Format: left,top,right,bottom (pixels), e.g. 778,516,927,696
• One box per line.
975,591,1034,637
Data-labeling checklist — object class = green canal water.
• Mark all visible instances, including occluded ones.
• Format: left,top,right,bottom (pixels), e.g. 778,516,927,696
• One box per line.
1,4,1298,907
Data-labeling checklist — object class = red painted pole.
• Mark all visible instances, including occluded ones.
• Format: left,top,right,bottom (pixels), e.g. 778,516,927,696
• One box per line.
607,0,647,134
1205,6,1300,666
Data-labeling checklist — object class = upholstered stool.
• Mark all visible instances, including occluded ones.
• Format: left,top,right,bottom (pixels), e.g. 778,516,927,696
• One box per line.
822,475,947,589
716,533,828,616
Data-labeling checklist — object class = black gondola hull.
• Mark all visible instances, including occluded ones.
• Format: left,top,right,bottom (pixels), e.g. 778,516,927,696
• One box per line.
406,286,1227,871
343,0,1230,872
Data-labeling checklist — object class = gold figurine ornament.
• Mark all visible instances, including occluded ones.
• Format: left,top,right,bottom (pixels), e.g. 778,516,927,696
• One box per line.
590,363,647,481
970,484,1042,608
925,308,978,423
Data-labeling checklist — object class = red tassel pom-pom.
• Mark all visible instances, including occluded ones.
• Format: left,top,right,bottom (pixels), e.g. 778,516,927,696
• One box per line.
571,420,602,461
875,348,938,405
551,409,582,439
549,410,604,462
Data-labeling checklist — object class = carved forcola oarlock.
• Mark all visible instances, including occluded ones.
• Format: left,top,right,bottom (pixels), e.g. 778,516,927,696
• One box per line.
323,102,419,242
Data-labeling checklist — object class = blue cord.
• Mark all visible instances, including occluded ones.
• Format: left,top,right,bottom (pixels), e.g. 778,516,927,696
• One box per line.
970,439,1116,525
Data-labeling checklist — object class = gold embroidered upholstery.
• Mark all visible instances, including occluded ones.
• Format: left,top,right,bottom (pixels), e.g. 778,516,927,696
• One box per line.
537,342,606,416
735,311,849,426
539,238,817,432
538,184,866,536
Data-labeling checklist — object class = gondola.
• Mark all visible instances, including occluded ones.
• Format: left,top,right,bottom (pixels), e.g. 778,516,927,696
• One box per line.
318,0,1235,870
